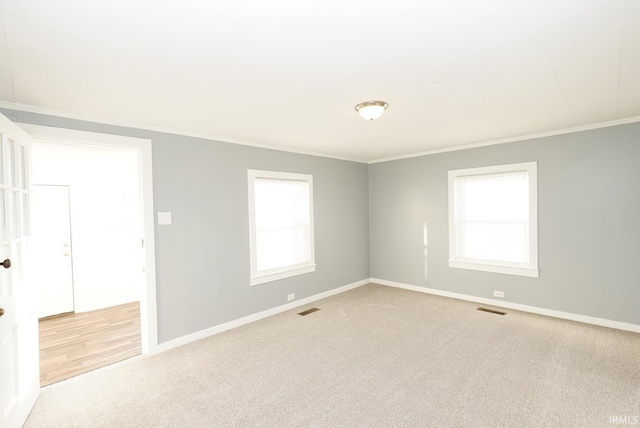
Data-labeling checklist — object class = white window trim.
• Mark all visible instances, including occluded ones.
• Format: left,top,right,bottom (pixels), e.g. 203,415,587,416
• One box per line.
247,169,316,286
448,162,539,278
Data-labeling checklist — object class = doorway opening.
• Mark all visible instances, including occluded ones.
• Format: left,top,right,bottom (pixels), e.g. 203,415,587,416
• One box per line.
32,143,142,385
20,123,158,386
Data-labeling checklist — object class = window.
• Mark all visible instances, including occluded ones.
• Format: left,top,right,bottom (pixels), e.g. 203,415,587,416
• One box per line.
448,162,538,278
248,169,315,285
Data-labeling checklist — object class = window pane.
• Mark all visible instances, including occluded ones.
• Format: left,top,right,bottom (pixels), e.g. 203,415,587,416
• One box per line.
256,225,311,271
0,191,4,241
8,138,15,187
15,193,23,239
254,178,311,272
255,179,309,229
20,145,28,190
4,190,15,240
457,172,528,222
22,192,30,237
455,171,529,263
458,222,528,263
14,141,24,190
0,137,4,186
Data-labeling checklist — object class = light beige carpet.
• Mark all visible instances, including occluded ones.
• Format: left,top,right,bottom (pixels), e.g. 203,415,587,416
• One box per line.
24,283,640,427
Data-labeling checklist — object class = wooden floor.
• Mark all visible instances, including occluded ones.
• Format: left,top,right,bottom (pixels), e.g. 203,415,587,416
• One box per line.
38,302,141,387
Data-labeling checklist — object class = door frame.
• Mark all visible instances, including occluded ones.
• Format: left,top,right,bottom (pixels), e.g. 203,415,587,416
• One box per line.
19,124,159,356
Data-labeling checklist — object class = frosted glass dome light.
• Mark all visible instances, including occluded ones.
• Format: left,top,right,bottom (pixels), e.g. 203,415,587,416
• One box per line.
355,101,388,120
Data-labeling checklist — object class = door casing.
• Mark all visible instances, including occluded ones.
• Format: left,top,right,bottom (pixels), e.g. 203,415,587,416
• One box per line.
19,123,159,356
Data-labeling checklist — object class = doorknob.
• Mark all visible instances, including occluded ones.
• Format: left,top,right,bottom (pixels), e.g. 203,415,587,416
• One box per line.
0,308,4,318
1,259,10,269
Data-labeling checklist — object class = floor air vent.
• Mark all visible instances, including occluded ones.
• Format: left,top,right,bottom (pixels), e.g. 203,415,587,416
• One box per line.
477,307,507,316
298,308,320,316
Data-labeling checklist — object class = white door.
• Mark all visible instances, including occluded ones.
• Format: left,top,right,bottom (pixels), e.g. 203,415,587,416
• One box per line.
0,115,39,428
31,185,74,318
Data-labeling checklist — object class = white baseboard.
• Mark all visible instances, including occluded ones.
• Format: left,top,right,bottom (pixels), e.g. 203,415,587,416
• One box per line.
371,278,640,334
153,277,638,355
153,278,370,354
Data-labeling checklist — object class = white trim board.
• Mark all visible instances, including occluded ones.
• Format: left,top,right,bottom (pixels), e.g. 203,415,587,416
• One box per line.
154,279,370,354
0,101,366,164
368,116,640,164
372,278,640,334
3,101,640,166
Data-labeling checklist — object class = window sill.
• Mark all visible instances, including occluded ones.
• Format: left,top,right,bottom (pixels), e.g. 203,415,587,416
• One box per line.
250,263,316,286
449,260,538,278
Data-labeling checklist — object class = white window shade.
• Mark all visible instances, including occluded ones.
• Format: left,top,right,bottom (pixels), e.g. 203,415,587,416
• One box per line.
448,162,538,278
455,171,529,263
254,178,311,271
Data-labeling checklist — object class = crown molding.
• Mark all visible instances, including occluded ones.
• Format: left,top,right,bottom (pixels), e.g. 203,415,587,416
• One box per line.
368,116,640,164
0,101,368,164
2,100,638,166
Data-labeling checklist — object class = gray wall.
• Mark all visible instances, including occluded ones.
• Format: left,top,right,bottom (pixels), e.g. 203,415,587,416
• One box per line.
5,105,639,339
2,109,371,343
370,122,640,325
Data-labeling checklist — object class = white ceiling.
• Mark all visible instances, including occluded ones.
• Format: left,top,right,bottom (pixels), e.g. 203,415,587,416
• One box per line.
0,0,638,162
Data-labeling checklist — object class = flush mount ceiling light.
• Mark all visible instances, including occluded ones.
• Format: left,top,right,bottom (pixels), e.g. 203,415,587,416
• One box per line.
355,100,388,121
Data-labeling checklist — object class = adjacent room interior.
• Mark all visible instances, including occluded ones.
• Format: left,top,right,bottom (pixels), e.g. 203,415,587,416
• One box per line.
0,0,638,427
30,142,143,385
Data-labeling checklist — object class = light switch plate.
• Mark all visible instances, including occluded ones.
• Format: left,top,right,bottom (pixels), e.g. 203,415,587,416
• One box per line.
158,212,172,225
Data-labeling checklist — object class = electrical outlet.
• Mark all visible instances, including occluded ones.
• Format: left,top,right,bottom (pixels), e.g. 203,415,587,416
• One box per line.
493,290,504,298
287,293,295,302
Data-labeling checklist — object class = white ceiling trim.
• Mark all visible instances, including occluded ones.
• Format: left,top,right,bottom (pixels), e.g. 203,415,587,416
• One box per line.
2,100,639,166
0,100,368,164
369,115,640,164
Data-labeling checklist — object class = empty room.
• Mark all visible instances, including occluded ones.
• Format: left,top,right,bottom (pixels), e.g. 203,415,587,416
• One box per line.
0,1,639,427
